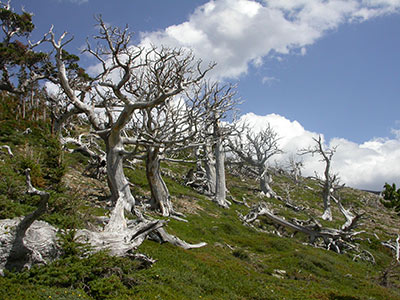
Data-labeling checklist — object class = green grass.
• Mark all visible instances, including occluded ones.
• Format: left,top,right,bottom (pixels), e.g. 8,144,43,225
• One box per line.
1,99,399,300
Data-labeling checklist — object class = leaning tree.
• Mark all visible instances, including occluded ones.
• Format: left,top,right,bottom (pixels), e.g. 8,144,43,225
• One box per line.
229,123,282,198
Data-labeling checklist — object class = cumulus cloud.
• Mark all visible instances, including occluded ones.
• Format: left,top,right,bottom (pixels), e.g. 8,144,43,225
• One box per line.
139,0,400,79
238,112,400,191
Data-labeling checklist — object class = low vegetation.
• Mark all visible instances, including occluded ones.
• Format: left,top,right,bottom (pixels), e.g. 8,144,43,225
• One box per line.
0,4,399,299
1,110,399,300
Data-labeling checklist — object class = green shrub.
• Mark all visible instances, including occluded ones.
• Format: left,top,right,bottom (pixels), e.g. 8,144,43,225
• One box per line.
11,252,144,300
381,183,400,215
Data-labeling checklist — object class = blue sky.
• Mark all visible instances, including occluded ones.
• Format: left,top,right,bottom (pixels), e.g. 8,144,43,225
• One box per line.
11,0,400,189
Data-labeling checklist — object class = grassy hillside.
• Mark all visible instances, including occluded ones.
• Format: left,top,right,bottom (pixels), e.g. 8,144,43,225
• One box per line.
0,112,399,300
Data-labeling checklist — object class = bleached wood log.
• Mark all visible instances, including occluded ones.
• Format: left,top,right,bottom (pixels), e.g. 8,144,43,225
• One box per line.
150,228,207,250
242,201,364,252
1,169,58,273
75,220,165,256
331,195,363,231
0,218,59,275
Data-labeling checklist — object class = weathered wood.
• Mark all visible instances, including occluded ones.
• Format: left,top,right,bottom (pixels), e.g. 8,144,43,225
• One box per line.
150,228,207,250
229,123,282,199
214,133,230,208
0,218,59,274
0,145,14,158
299,136,339,221
0,168,206,274
1,169,57,273
242,201,365,253
382,235,400,262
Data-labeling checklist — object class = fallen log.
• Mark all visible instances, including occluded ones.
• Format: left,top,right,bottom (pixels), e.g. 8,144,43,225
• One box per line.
241,201,365,254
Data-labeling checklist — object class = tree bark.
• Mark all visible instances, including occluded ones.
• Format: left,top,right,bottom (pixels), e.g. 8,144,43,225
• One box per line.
321,177,333,221
214,137,230,208
203,145,217,195
146,147,174,217
259,167,277,198
242,201,364,254
103,131,138,231
3,169,54,272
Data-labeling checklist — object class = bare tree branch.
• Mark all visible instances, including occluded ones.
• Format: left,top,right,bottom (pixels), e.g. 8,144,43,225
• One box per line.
229,123,282,198
299,136,339,221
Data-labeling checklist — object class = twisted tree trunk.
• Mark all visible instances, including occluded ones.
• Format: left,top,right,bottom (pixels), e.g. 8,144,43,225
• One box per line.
241,201,365,255
146,147,174,217
104,132,139,232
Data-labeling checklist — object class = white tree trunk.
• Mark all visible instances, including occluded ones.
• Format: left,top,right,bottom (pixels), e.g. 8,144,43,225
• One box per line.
146,147,174,217
321,183,333,221
204,145,217,195
214,138,230,208
259,167,278,198
104,132,138,231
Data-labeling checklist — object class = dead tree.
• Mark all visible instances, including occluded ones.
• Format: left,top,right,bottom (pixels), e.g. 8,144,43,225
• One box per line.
240,201,368,258
192,84,239,208
61,134,107,179
213,120,229,207
300,136,339,221
184,146,214,195
202,144,217,194
125,93,206,218
125,82,238,214
1,169,58,272
46,17,207,253
229,123,282,198
286,154,303,184
382,235,400,263
0,168,206,274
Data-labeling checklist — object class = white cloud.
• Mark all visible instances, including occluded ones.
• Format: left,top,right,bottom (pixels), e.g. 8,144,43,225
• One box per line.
139,0,400,79
261,76,279,85
238,112,400,191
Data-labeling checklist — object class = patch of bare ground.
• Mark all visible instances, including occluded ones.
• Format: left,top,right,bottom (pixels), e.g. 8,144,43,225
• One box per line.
62,165,110,206
173,195,204,215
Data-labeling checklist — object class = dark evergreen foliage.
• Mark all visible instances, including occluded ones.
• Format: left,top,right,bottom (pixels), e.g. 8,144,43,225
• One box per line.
381,183,400,215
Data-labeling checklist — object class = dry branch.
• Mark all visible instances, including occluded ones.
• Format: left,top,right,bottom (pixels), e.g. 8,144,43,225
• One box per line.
229,123,282,199
0,145,14,158
241,201,366,256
